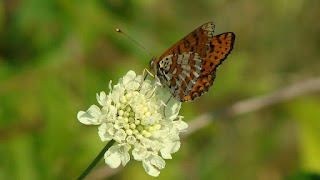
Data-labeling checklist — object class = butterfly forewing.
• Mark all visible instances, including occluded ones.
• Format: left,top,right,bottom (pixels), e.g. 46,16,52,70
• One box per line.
151,22,235,102
158,22,215,60
184,32,235,101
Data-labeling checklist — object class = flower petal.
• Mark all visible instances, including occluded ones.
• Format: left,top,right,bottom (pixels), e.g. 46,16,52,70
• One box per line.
104,144,131,168
104,148,121,168
126,135,136,145
142,155,165,177
165,100,181,121
106,105,117,122
174,118,188,132
122,70,136,85
151,155,166,169
96,91,111,107
120,150,130,166
132,145,149,161
160,141,181,159
98,123,115,141
77,105,102,125
142,159,160,177
113,129,127,143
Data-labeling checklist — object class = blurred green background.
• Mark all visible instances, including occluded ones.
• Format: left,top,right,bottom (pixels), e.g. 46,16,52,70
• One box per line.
1,0,320,179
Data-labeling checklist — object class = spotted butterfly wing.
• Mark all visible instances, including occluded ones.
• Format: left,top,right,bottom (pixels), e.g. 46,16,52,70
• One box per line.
150,22,235,102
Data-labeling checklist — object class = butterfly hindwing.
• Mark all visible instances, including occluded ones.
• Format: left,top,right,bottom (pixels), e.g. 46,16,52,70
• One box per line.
156,52,203,102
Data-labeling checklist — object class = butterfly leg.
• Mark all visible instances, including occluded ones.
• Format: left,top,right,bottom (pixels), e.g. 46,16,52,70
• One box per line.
145,86,157,99
163,95,172,119
144,68,155,79
137,68,155,91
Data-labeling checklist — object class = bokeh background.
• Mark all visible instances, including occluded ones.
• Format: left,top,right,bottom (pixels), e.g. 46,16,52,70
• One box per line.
1,0,320,179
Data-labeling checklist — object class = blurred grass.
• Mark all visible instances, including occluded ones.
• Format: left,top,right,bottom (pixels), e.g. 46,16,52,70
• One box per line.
1,0,320,179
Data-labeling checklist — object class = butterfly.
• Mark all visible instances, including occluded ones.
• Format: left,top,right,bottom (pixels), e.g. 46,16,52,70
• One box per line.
149,22,236,102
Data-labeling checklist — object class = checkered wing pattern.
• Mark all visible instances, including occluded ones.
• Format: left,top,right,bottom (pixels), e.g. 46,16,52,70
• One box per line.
151,22,235,102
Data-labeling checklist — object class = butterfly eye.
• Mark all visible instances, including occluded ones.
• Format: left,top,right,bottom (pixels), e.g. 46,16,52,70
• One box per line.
149,59,154,68
149,57,156,69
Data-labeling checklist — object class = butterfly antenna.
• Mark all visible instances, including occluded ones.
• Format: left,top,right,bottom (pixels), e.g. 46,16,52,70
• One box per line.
116,28,154,58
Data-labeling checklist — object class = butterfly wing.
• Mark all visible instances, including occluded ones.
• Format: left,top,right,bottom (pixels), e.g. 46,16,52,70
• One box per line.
158,22,215,59
153,22,235,102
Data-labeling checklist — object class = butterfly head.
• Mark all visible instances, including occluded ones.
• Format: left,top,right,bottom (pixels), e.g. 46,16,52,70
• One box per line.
149,57,157,70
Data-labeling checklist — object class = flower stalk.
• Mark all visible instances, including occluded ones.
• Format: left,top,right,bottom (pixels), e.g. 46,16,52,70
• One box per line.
77,140,115,180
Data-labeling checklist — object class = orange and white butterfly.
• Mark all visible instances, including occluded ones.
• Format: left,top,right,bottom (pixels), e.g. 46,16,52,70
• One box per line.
149,22,235,102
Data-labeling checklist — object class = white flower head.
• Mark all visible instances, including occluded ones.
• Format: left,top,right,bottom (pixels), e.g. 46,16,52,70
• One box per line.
77,70,187,177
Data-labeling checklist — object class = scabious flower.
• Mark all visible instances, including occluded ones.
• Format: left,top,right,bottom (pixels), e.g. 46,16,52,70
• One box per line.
77,70,188,177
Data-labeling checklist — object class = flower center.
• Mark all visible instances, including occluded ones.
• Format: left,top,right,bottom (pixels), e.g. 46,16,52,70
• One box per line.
115,91,161,139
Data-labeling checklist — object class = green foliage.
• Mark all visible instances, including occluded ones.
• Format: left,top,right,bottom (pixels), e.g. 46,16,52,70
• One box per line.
1,0,320,179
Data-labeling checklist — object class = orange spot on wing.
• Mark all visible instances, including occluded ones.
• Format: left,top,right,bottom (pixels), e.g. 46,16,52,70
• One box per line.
183,95,192,101
172,66,183,81
169,55,178,73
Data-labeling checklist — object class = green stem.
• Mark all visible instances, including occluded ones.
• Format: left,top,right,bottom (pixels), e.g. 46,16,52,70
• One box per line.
77,140,115,180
